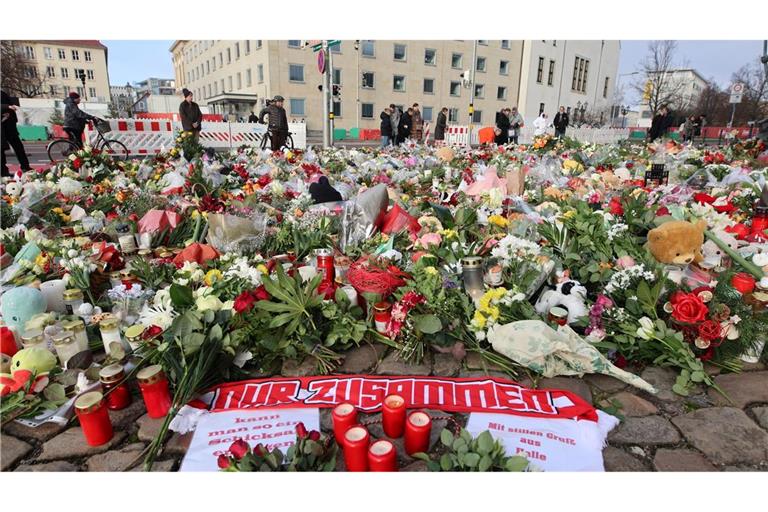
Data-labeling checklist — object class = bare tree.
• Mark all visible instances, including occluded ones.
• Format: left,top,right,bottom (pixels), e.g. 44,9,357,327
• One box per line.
731,59,768,124
1,40,47,98
694,80,730,125
632,41,687,115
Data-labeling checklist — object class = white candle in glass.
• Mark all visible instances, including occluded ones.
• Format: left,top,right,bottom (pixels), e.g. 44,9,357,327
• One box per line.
39,279,67,313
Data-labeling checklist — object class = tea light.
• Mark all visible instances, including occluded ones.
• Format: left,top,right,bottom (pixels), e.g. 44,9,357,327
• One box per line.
343,426,370,472
332,403,357,443
548,306,569,326
404,411,432,455
75,391,114,446
368,440,397,472
382,394,406,438
39,279,67,313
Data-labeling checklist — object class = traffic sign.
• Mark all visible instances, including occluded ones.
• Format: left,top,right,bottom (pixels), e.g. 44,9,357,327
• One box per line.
730,93,743,104
310,40,340,52
317,50,326,74
731,82,744,94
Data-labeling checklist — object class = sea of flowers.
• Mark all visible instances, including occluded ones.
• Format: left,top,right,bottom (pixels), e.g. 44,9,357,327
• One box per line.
1,132,767,468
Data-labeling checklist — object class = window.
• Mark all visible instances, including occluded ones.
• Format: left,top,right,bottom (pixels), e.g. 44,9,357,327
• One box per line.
256,40,263,49
474,83,485,98
89,87,96,98
603,76,610,98
86,70,94,80
22,45,35,59
362,71,374,88
571,56,589,93
58,48,66,59
258,64,264,83
393,44,406,61
331,42,341,53
476,56,486,72
501,40,510,49
206,61,210,74
361,103,374,119
84,51,92,62
361,40,375,57
245,40,250,55
289,64,304,82
44,47,52,59
219,53,223,67
449,108,460,122
237,72,242,89
333,68,342,85
77,86,85,97
422,106,433,122
212,58,216,71
423,78,434,94
539,102,545,114
23,66,37,79
472,110,482,123
536,57,544,83
235,42,240,59
74,68,84,80
393,75,406,91
497,86,507,100
220,79,225,92
451,53,462,68
72,50,79,61
49,85,57,96
450,81,461,96
246,69,252,87
208,84,211,97
227,48,231,64
214,81,218,95
290,98,305,116
332,101,342,117
499,60,509,75
478,40,488,46
548,60,555,86
228,75,233,91
46,66,55,78
288,40,301,48
424,49,436,65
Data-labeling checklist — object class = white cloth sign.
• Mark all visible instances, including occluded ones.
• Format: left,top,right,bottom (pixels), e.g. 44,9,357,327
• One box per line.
466,410,619,471
180,408,320,471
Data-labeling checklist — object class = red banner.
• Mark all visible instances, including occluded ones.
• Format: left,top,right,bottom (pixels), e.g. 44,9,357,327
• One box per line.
203,375,598,422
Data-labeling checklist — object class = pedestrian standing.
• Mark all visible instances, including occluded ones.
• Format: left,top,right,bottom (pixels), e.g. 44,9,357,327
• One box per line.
389,104,400,144
398,107,413,145
683,116,695,142
648,105,671,142
258,95,289,151
248,111,258,123
533,112,549,136
434,107,448,143
179,88,203,143
1,90,32,176
508,106,525,144
411,103,424,142
553,106,569,138
380,107,393,147
495,108,510,145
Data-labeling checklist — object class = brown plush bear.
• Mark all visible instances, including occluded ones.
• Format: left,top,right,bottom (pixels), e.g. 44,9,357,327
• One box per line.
647,219,707,265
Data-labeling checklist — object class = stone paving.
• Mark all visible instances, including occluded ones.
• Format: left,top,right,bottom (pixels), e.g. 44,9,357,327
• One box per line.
2,342,767,472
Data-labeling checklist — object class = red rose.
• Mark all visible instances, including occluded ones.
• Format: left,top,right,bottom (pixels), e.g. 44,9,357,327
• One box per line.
228,438,249,460
233,291,257,313
253,285,270,301
656,206,670,217
613,354,627,369
669,290,687,305
257,175,272,187
626,163,634,169
608,196,624,215
217,454,231,469
308,430,321,442
142,325,163,340
698,320,722,342
106,211,119,221
295,422,308,439
253,443,266,457
671,293,709,324
72,158,82,169
693,193,715,205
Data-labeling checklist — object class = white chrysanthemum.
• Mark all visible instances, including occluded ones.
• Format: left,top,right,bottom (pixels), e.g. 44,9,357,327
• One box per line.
138,302,177,330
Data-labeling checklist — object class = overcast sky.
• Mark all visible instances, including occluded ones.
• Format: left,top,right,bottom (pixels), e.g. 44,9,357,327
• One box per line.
105,39,765,104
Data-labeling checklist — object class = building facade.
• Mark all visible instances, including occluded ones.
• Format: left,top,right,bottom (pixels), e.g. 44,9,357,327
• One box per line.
170,40,620,131
636,69,708,127
12,40,111,103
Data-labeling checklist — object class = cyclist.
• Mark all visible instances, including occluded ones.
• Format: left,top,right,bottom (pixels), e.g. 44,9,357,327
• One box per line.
258,95,288,151
63,92,96,149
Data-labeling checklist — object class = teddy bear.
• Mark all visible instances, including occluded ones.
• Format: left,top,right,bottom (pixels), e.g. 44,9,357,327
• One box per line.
0,347,56,397
647,219,707,265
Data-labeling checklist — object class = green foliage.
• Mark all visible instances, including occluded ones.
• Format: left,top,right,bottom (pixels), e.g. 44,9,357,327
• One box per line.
413,428,530,472
130,256,176,290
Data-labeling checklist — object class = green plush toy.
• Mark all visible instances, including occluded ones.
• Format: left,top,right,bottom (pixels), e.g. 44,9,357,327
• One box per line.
0,347,57,397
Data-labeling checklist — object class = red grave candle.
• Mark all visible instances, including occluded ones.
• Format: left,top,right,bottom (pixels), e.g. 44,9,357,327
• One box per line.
374,302,392,334
343,425,370,472
137,365,172,418
751,206,768,238
404,411,432,455
99,363,132,411
332,403,357,443
382,394,406,438
75,391,114,446
731,272,756,295
368,439,398,472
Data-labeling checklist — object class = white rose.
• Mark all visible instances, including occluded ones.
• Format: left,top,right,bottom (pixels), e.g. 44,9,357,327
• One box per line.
196,294,223,312
636,317,655,340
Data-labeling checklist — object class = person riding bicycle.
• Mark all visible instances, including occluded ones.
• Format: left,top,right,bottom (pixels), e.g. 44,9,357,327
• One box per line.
63,92,96,149
258,95,289,151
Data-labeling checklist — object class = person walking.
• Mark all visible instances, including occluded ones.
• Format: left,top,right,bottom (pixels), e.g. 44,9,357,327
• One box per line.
179,88,203,143
258,95,289,151
434,107,448,143
63,91,96,149
494,108,510,145
553,106,569,138
1,90,32,176
508,106,525,144
389,104,400,143
397,107,413,145
648,105,671,142
380,106,393,147
533,112,549,136
410,103,424,142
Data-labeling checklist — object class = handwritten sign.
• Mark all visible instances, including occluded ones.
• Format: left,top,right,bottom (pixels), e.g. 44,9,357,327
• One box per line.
180,408,320,471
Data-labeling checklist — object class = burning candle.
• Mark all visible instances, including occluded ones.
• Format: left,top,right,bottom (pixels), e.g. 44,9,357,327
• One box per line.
343,425,370,472
332,403,357,443
39,279,67,313
731,272,756,295
368,440,397,472
137,365,172,418
74,391,114,446
404,411,432,455
382,394,406,438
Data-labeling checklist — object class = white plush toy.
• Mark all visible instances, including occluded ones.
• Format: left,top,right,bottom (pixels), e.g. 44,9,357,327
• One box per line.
5,181,22,197
701,230,740,267
534,278,589,324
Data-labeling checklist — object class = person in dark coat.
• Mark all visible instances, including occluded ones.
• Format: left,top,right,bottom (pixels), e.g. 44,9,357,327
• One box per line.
495,108,511,145
63,92,95,149
258,95,289,151
1,90,32,176
380,107,393,147
248,111,258,123
309,176,343,204
648,105,672,142
553,106,569,138
434,107,448,142
179,88,203,143
397,107,413,144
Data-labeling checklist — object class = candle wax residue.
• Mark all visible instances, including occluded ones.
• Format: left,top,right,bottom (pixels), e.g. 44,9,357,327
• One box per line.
370,440,393,455
335,403,354,416
345,427,367,442
409,413,430,426
385,396,404,408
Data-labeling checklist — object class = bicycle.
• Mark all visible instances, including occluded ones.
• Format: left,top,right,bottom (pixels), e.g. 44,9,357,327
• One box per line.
259,126,295,151
47,118,129,163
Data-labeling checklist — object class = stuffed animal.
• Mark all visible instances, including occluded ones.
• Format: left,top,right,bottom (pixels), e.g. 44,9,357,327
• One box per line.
647,219,706,265
701,230,740,267
436,146,455,163
0,286,47,332
535,278,589,324
5,181,22,197
0,347,56,397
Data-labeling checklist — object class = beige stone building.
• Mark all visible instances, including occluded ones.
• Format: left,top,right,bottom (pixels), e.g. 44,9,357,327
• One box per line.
12,40,111,103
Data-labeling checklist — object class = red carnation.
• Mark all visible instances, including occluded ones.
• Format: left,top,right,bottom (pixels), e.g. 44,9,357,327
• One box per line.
217,454,231,469
697,320,722,342
295,422,308,439
608,196,624,215
253,285,270,301
233,291,257,313
228,438,249,460
128,213,139,223
725,223,750,240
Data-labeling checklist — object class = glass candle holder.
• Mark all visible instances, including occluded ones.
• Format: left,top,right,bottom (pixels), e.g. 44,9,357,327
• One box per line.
99,363,132,410
382,394,406,438
137,365,172,418
99,318,124,355
404,411,432,455
373,302,392,334
368,440,397,472
52,330,78,367
20,329,46,350
332,403,357,443
74,391,114,446
461,257,485,303
63,289,84,315
61,319,89,353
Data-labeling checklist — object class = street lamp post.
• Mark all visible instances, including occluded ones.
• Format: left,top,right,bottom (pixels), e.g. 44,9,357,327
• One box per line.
614,71,640,126
354,40,360,131
621,105,629,129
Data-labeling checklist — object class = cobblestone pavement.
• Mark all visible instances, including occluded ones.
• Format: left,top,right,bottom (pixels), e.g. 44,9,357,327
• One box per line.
2,344,766,472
